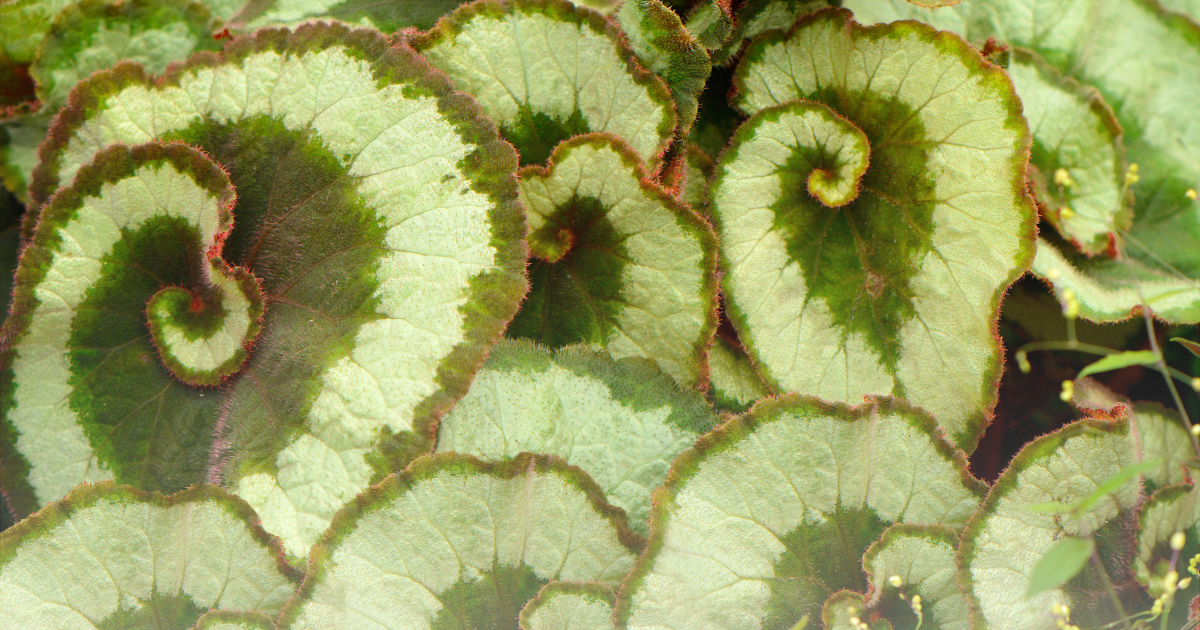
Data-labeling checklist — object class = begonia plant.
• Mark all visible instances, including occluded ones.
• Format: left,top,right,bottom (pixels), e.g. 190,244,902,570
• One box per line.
1,0,1199,629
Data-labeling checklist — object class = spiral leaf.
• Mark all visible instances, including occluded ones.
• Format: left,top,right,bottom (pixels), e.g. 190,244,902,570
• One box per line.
508,133,719,387
718,8,1035,450
6,24,528,561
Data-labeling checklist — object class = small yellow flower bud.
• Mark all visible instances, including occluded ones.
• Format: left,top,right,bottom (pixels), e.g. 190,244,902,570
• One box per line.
1191,422,1200,436
1060,380,1075,402
910,594,922,613
1061,288,1080,319
1016,351,1031,374
1054,168,1075,187
1187,188,1198,200
1180,577,1192,590
1190,554,1199,576
1059,206,1075,220
888,575,903,588
1172,531,1187,551
1046,268,1062,281
1164,570,1179,593
1052,603,1066,616
1129,163,1139,174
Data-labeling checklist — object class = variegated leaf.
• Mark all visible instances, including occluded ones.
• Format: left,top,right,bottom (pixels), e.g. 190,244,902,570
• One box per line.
863,525,971,630
30,0,224,112
0,482,301,629
957,417,1140,629
715,7,1036,448
413,0,675,166
508,134,718,387
718,8,1036,450
276,453,640,630
5,24,527,561
616,0,711,134
616,395,985,630
436,339,716,534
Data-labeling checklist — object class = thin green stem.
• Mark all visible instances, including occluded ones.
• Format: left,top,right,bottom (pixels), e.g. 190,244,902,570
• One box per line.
1112,238,1200,461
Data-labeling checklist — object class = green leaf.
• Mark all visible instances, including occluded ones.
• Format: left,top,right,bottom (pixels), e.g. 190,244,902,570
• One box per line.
1025,536,1095,599
0,0,77,66
616,395,985,630
435,339,717,534
0,482,302,629
1172,336,1200,358
862,525,972,630
6,24,527,560
1136,484,1200,600
0,112,49,205
506,134,719,387
30,0,224,112
1007,48,1129,257
616,0,712,134
684,0,734,50
413,0,676,166
518,582,615,630
275,453,641,629
709,0,827,67
958,417,1139,628
719,8,1036,451
1075,350,1160,379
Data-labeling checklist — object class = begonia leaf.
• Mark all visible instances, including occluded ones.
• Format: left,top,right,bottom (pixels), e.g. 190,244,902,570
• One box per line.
847,0,1200,325
707,335,771,414
1033,236,1200,323
1136,484,1200,606
30,0,224,112
436,339,716,534
863,525,972,630
957,417,1140,629
708,0,826,67
1072,379,1195,492
239,0,462,31
1007,48,1129,257
6,24,527,561
0,113,49,204
276,453,641,630
684,0,734,51
507,134,719,387
0,0,78,67
0,482,301,629
519,582,616,630
1160,0,1200,19
718,8,1035,450
616,0,711,134
616,395,985,630
412,0,675,166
